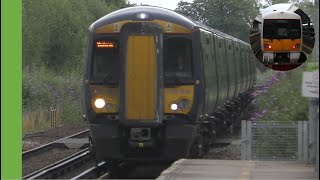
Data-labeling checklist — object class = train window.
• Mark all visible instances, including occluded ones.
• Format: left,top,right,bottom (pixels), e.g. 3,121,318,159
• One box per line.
91,39,119,84
263,19,301,39
163,37,193,85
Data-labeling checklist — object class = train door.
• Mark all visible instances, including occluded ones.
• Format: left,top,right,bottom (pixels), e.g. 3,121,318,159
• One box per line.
225,39,236,100
234,42,243,95
208,33,219,114
234,43,240,95
240,45,248,92
219,38,230,102
200,30,218,115
213,35,224,108
119,22,163,123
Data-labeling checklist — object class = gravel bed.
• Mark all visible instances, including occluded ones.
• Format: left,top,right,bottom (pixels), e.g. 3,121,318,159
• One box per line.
23,148,81,176
203,142,242,160
22,121,89,151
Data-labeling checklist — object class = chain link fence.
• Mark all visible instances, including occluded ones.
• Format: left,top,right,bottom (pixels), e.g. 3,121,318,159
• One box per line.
241,120,309,161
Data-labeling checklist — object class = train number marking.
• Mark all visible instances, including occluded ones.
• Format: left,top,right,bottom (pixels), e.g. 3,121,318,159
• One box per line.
166,23,172,32
167,89,191,95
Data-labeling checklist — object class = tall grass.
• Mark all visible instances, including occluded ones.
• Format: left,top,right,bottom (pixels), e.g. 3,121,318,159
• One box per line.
23,64,83,134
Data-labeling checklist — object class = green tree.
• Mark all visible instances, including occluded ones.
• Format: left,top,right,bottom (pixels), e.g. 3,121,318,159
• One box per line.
264,0,290,6
175,0,259,42
292,0,315,17
23,0,129,74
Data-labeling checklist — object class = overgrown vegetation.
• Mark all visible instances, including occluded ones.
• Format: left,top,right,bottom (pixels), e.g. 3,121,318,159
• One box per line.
256,66,309,122
22,0,131,133
250,65,310,159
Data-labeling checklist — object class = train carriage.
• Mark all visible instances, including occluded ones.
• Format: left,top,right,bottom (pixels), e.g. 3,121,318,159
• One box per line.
83,6,256,162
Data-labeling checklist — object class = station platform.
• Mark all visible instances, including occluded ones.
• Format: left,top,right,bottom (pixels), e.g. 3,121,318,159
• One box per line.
157,159,316,180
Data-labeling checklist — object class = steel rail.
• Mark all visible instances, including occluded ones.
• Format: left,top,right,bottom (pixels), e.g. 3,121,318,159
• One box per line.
23,129,89,160
23,148,91,179
70,161,109,179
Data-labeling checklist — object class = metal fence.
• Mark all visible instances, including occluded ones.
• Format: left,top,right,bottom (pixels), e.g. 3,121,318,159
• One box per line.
241,120,309,161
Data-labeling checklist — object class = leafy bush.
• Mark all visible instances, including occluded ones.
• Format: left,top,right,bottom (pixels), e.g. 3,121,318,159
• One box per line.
22,0,130,133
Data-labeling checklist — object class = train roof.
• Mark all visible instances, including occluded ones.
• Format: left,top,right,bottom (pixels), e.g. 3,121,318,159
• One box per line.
262,10,301,19
261,3,297,15
89,5,249,46
90,6,197,32
260,3,311,24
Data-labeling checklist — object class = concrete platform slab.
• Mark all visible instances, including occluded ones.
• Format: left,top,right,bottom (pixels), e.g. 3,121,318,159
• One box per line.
157,159,316,180
56,138,89,149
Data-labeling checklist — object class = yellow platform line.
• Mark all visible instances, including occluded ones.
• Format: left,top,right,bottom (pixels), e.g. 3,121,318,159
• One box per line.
239,160,255,180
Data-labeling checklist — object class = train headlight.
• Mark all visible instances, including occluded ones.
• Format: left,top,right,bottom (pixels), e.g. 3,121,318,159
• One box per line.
177,99,190,110
170,103,178,111
94,98,106,109
137,13,148,19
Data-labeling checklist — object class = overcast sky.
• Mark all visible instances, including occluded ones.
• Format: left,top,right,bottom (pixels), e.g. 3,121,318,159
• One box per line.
128,0,194,10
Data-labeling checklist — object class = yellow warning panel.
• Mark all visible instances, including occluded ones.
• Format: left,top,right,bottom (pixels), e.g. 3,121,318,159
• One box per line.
95,20,191,34
125,35,156,120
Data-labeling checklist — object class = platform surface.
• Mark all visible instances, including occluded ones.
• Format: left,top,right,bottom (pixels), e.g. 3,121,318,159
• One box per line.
157,159,316,180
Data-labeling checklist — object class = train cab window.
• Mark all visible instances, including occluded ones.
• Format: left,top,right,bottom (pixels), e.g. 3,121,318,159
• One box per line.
163,37,193,85
263,19,301,39
91,39,120,84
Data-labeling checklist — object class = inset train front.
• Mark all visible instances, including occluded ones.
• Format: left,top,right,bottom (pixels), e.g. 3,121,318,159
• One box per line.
83,6,256,162
261,10,302,64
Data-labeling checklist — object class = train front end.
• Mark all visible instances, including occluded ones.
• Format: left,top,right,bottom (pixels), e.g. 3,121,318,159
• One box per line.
261,11,302,64
83,6,202,161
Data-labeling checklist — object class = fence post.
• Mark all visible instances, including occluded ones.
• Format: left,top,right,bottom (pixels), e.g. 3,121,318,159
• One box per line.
50,109,53,128
298,121,303,161
303,121,309,162
316,113,319,179
241,120,247,160
50,109,57,128
247,121,252,160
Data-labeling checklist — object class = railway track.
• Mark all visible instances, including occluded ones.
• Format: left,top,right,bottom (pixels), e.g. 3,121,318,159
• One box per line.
70,161,109,179
25,154,169,179
23,129,89,160
23,148,93,179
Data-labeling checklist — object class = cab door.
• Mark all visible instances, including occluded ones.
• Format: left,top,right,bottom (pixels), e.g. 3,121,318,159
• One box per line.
119,22,163,124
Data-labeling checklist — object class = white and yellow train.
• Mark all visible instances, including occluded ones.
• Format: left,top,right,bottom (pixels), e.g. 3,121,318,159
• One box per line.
261,10,302,64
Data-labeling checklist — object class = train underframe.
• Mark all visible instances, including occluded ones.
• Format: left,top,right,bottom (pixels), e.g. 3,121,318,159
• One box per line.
89,89,254,162
263,52,300,63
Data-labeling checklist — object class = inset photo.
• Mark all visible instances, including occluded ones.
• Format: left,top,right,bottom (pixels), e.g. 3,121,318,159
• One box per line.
250,3,315,71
